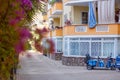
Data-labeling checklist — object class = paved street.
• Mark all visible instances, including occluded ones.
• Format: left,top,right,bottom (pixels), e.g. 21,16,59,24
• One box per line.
17,51,120,80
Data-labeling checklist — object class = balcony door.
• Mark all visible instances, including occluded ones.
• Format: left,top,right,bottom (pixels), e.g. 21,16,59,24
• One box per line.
81,12,88,24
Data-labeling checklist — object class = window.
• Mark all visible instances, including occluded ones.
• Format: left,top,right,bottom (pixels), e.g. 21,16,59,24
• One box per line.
70,38,79,40
80,38,90,40
96,25,109,32
69,42,79,55
103,42,114,57
63,37,116,57
80,42,89,56
81,12,88,24
57,38,62,40
104,38,114,40
57,40,62,52
75,26,87,32
91,42,101,57
92,38,101,40
118,39,120,55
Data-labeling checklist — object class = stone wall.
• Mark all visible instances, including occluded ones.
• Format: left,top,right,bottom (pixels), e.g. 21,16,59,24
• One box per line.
62,56,115,66
50,53,63,60
62,56,85,66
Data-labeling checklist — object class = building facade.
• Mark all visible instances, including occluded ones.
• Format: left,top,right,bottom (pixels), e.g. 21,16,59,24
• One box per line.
45,0,63,60
46,0,120,66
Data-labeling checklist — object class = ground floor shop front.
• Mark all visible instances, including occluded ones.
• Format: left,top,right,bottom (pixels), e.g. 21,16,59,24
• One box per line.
62,35,120,66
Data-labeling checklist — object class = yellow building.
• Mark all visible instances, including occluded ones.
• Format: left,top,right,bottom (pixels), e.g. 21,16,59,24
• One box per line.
46,0,120,66
43,0,63,60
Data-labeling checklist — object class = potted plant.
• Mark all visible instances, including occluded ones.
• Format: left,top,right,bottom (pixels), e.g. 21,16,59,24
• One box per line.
64,19,71,26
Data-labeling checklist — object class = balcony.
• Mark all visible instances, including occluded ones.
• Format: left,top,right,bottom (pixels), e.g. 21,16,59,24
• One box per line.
64,0,97,6
63,24,120,37
48,7,61,18
52,2,63,15
48,2,63,18
51,29,63,37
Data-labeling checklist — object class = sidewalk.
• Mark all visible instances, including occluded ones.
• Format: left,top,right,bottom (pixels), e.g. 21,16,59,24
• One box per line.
16,51,120,80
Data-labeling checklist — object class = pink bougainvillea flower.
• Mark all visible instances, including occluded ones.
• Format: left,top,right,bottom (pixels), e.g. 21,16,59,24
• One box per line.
34,40,43,52
19,27,32,39
35,28,42,34
37,0,40,2
15,9,25,20
35,28,48,38
9,9,25,27
46,39,55,53
19,0,33,10
9,18,19,26
15,41,25,53
35,28,48,34
42,27,48,33
14,27,32,54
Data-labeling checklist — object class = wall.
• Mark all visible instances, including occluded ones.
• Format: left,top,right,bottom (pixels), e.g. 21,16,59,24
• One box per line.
73,6,88,24
60,15,63,27
118,24,120,34
63,24,119,36
56,29,63,36
53,18,60,27
51,29,63,37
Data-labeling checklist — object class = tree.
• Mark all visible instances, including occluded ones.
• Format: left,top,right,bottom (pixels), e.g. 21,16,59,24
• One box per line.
0,0,54,80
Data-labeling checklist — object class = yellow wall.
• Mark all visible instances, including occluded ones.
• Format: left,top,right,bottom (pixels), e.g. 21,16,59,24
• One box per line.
51,29,63,37
50,31,52,37
118,24,120,34
50,2,63,27
56,29,63,36
63,24,120,36
53,2,63,11
53,18,60,27
73,6,88,24
60,15,62,27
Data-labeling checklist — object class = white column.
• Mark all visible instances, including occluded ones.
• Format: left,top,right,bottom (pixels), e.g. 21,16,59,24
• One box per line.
101,38,103,57
89,38,92,56
63,37,65,56
68,38,70,56
114,38,118,58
